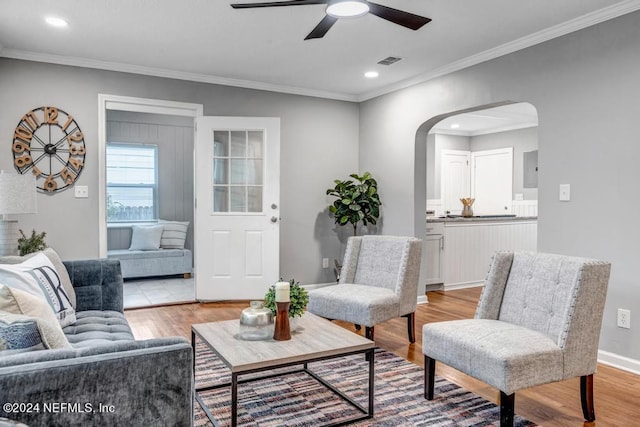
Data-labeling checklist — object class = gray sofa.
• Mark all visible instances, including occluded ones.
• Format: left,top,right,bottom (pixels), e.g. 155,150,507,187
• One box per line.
0,259,193,426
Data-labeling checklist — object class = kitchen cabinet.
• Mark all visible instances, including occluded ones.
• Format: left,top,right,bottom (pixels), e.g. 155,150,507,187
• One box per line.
425,223,444,285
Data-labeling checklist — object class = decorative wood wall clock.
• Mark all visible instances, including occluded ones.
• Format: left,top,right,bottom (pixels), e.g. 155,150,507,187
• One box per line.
12,106,86,193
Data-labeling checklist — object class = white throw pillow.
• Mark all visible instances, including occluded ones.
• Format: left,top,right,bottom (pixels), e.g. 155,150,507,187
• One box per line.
129,225,164,251
0,253,76,328
0,248,75,308
0,287,71,349
158,220,189,249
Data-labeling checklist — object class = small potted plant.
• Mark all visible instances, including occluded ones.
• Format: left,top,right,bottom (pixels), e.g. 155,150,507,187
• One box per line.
264,279,309,330
17,229,47,256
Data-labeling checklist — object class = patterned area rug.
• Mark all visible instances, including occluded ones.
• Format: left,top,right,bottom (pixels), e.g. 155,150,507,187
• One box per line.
194,339,537,426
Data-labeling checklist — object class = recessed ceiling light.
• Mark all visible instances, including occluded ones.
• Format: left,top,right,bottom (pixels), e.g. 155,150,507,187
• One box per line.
364,71,379,79
45,17,68,28
327,0,369,18
450,123,460,129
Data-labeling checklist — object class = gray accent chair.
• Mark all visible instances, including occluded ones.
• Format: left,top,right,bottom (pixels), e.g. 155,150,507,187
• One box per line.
0,259,194,427
422,251,611,426
307,235,422,342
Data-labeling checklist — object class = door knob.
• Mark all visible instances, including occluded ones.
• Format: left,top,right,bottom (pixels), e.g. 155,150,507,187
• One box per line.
271,216,278,223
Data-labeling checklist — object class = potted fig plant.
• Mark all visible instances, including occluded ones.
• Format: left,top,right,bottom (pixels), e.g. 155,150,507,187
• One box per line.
326,172,381,236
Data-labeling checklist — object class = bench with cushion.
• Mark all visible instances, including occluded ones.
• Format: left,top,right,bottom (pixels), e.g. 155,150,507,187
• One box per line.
106,220,192,279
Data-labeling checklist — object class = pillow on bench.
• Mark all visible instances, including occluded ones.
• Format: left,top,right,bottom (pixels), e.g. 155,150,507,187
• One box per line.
159,220,189,249
129,225,164,251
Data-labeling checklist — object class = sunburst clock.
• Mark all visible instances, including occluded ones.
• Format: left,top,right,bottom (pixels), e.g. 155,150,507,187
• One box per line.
12,106,86,193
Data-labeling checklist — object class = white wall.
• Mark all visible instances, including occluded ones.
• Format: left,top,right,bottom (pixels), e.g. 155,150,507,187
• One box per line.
0,59,359,284
359,11,640,363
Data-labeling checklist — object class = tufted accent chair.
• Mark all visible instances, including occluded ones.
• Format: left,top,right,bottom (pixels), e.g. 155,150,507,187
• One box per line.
422,251,611,426
307,235,422,342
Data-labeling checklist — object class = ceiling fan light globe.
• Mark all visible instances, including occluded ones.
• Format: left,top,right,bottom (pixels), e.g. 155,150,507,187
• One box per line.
326,0,369,18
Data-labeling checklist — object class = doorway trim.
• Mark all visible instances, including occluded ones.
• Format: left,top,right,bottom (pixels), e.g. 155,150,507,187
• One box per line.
97,94,204,257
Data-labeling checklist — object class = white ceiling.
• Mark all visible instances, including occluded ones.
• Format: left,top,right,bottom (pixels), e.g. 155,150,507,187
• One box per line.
430,103,538,136
1,0,639,101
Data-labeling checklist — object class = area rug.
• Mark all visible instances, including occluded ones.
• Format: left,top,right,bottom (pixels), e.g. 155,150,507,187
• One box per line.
193,339,537,426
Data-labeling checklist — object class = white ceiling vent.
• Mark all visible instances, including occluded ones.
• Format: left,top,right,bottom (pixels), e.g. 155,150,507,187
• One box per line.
377,56,403,66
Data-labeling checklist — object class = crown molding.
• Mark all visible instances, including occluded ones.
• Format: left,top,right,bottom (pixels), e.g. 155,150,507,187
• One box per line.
0,48,359,103
357,0,640,102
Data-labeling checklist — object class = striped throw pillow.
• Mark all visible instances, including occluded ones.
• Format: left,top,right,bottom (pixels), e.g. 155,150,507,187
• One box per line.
159,220,189,249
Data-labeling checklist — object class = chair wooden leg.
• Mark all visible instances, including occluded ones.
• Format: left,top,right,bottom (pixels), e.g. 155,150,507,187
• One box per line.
403,312,416,343
365,326,374,340
424,355,435,400
354,324,362,331
499,391,515,427
581,374,596,422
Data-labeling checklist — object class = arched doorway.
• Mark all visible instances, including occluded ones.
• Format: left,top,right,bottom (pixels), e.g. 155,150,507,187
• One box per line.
414,101,539,297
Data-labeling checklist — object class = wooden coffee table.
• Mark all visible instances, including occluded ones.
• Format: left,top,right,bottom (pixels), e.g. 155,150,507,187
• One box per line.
192,312,375,427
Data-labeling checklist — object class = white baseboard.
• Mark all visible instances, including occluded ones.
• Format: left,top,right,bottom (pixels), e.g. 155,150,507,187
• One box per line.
417,295,429,304
444,281,484,291
598,349,640,375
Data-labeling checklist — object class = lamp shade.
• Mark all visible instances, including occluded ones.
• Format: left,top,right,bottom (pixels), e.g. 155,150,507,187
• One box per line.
0,172,37,215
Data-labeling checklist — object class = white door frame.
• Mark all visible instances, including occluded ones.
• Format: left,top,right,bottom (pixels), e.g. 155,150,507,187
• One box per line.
97,94,203,257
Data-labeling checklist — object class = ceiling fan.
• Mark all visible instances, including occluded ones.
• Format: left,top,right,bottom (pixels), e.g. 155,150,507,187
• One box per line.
230,0,431,40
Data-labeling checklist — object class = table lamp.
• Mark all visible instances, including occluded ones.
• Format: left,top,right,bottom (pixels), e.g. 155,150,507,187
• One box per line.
0,171,37,256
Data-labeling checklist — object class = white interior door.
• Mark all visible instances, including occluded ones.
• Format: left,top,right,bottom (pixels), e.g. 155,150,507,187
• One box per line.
195,117,280,300
441,150,470,215
471,148,513,215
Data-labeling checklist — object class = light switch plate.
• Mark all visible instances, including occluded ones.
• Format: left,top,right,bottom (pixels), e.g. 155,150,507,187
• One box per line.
75,185,88,198
559,184,570,201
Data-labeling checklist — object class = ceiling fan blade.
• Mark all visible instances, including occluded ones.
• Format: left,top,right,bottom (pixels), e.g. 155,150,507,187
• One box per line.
367,2,431,30
304,15,338,40
231,0,326,9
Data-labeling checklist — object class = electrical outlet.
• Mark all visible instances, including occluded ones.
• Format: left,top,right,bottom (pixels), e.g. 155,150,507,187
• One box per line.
322,258,329,269
617,308,631,329
74,185,88,198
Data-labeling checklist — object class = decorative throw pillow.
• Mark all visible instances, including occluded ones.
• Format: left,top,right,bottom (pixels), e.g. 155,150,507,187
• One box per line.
0,311,46,354
158,220,189,249
0,253,76,327
0,287,71,349
0,248,76,308
129,225,164,251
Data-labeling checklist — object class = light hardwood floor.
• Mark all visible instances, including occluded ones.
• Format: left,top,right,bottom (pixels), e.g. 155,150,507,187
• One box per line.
124,288,640,426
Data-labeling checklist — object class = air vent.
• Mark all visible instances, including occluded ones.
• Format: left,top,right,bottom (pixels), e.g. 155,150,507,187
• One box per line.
377,56,403,66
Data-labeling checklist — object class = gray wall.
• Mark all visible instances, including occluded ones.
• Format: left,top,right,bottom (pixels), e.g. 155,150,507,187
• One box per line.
471,127,538,200
359,10,640,360
0,58,359,284
106,111,195,253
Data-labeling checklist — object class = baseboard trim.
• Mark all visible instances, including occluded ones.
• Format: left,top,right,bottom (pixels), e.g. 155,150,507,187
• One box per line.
444,281,485,291
598,349,640,375
417,295,429,304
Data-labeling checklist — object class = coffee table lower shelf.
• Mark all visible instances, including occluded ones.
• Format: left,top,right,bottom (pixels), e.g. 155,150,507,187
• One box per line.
194,347,375,427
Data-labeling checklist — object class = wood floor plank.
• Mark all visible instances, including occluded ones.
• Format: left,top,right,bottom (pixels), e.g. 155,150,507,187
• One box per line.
125,288,640,426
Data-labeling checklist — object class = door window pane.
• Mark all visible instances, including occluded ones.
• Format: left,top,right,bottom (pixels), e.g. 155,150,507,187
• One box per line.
213,186,229,212
230,131,246,157
211,129,264,213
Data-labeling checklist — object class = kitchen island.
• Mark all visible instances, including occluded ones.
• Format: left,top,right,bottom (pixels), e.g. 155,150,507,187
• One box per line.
426,215,537,290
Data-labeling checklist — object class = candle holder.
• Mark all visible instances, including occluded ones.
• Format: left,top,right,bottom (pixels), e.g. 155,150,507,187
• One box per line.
273,301,291,341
